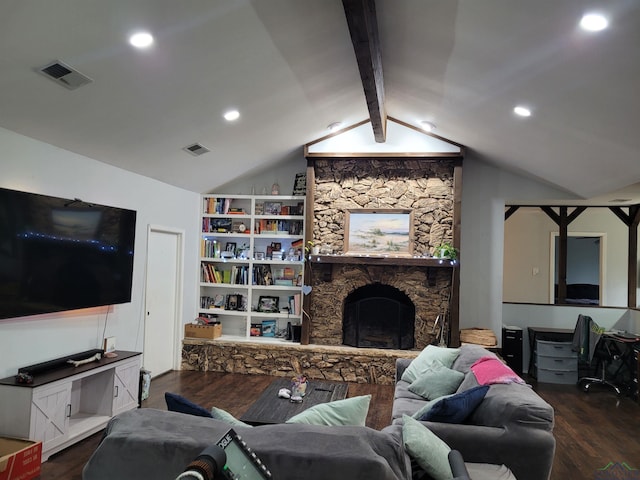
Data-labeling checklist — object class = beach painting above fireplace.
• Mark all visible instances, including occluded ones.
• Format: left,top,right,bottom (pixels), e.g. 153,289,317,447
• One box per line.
344,209,414,256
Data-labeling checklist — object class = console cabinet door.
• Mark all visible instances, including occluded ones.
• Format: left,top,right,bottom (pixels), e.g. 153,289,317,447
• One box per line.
30,381,72,452
112,359,140,415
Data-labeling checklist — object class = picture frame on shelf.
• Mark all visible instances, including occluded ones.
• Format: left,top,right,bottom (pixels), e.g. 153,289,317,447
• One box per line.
225,242,237,254
255,251,265,260
270,242,282,251
257,296,279,313
226,294,241,311
264,202,282,215
213,294,225,308
261,319,276,337
250,323,262,336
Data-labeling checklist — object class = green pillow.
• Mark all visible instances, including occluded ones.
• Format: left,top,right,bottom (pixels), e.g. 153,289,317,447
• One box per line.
285,395,371,426
402,415,453,480
210,406,253,428
401,345,460,383
408,362,465,400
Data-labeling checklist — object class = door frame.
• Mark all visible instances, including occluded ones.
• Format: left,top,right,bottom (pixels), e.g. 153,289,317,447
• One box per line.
548,231,606,305
145,224,185,373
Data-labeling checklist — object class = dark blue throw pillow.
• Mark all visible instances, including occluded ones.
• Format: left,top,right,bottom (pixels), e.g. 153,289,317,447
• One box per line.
164,392,213,418
419,385,489,423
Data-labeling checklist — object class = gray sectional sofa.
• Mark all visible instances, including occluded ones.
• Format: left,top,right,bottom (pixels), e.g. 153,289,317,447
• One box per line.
393,345,556,480
83,345,555,480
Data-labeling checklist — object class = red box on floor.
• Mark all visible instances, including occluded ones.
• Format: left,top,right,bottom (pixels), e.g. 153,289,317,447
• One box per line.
0,437,42,480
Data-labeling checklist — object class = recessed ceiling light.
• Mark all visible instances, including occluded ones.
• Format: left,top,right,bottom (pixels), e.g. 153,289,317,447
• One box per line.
580,13,609,32
129,32,154,49
513,106,532,117
327,122,342,132
223,110,240,121
420,121,436,132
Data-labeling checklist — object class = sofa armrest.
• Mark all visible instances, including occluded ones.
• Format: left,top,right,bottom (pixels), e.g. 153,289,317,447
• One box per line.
423,423,555,480
396,358,412,383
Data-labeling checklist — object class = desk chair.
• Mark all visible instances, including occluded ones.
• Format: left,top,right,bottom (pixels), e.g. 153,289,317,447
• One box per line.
572,314,621,395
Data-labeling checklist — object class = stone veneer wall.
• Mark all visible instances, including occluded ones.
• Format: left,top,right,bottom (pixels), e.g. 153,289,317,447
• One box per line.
182,339,418,385
308,158,457,348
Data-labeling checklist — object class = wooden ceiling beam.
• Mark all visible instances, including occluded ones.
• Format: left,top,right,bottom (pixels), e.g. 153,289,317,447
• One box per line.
342,0,387,142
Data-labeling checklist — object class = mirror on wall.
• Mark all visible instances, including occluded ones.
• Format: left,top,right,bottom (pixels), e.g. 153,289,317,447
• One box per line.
503,206,631,307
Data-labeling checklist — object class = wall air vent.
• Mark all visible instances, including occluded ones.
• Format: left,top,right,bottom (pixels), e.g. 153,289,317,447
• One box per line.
183,143,211,156
37,60,93,90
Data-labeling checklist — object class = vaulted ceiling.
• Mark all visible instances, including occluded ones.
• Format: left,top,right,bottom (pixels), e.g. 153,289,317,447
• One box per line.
1,1,639,201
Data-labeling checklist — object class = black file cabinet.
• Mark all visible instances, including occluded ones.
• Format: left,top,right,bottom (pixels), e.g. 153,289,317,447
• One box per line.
502,326,523,375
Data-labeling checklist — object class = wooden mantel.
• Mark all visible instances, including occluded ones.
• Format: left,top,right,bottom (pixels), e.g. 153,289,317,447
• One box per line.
308,253,457,289
309,254,458,267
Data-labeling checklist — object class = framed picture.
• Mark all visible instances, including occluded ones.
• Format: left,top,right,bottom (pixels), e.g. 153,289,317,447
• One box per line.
270,242,282,251
261,319,276,337
264,202,282,215
344,209,414,256
250,323,262,337
255,251,265,260
226,294,241,311
225,242,236,254
257,295,279,313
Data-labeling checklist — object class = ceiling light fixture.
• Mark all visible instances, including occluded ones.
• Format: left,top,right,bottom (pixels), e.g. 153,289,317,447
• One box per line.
327,122,342,132
223,110,240,121
513,106,532,117
129,32,154,49
580,13,609,32
420,121,436,132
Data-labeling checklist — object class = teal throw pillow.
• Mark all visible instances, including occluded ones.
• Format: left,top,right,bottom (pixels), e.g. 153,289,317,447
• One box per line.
164,392,212,418
285,394,371,426
408,362,465,400
210,406,253,428
401,346,461,383
418,385,489,423
402,415,453,480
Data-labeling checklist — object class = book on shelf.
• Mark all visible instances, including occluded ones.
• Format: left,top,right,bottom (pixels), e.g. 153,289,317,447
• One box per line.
288,294,301,316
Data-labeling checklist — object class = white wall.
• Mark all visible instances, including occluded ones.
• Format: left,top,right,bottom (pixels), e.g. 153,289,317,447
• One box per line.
0,128,199,378
459,156,579,342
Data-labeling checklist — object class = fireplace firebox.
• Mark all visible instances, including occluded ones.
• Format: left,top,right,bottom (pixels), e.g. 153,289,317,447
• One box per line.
343,284,415,350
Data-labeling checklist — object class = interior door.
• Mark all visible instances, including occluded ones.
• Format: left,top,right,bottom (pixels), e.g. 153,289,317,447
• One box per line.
144,226,184,378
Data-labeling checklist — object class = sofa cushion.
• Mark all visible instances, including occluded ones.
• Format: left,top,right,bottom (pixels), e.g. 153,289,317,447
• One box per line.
210,406,253,428
418,385,489,424
82,409,410,480
456,371,480,393
468,383,555,431
401,345,460,383
164,392,212,418
408,362,465,400
402,415,453,480
286,394,371,426
411,394,453,420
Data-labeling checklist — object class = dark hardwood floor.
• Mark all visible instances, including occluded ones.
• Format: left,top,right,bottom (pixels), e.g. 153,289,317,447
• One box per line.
39,371,639,480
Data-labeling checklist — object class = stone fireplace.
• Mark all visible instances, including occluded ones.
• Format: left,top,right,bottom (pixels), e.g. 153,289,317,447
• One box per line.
305,157,461,350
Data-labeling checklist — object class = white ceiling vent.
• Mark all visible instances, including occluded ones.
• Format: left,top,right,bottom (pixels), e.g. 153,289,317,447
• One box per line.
37,60,93,90
183,143,210,156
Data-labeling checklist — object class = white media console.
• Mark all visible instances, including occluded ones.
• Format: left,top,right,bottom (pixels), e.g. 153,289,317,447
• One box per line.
0,350,141,461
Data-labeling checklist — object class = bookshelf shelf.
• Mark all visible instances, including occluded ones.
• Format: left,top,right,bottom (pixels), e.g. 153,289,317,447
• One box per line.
196,194,306,341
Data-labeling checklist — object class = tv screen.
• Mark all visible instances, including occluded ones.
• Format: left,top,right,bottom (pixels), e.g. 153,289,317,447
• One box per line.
0,187,136,319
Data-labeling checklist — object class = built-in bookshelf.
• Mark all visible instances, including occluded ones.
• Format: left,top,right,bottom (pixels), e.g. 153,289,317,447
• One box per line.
197,194,305,342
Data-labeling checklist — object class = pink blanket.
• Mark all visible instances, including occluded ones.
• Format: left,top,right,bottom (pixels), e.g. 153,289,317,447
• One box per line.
470,356,525,385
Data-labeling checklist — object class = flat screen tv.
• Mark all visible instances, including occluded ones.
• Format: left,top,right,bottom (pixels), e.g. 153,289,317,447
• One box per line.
0,187,136,320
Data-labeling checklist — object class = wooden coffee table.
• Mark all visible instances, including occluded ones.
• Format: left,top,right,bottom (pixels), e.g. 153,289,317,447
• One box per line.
239,377,349,425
